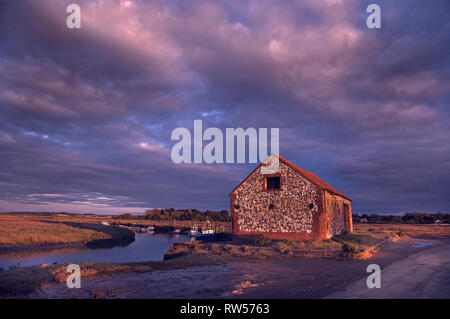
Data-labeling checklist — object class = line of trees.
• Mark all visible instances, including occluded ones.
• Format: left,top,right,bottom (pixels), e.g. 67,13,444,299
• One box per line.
353,212,449,224
113,208,232,222
113,210,449,224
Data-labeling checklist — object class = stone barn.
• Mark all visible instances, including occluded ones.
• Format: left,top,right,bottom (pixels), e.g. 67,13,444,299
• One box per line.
229,154,353,241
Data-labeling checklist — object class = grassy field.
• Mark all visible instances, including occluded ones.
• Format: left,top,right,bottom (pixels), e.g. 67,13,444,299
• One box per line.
291,223,450,249
355,223,450,239
0,214,134,248
242,223,450,258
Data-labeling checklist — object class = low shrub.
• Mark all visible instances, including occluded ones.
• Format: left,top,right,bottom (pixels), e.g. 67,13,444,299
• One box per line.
241,245,251,254
274,241,293,256
209,244,221,253
341,243,359,254
280,239,294,246
253,234,273,246
223,244,238,254
332,232,379,247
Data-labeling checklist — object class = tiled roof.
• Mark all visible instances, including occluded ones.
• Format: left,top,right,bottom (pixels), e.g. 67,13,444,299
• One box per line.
278,155,351,201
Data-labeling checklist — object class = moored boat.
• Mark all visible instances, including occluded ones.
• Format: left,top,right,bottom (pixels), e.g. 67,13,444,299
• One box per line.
194,228,215,240
189,226,199,236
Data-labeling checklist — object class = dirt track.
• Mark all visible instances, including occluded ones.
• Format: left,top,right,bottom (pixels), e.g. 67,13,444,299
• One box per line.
29,238,450,299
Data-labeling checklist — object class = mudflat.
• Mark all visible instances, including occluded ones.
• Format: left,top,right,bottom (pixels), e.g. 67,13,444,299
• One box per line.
28,238,450,299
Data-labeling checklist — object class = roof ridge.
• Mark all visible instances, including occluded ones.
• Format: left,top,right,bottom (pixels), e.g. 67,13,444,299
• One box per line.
277,155,351,201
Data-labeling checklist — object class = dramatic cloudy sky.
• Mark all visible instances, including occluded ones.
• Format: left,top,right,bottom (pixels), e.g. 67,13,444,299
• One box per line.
0,0,449,214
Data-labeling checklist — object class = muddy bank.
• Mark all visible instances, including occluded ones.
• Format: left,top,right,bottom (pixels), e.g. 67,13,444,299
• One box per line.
41,221,136,249
164,242,341,260
12,238,449,299
0,254,223,297
164,234,401,261
0,242,85,254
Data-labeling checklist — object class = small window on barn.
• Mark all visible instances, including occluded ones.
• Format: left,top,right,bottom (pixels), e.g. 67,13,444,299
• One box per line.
265,176,280,190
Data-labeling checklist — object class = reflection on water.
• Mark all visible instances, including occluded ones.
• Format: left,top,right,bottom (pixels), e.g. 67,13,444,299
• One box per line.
0,233,191,268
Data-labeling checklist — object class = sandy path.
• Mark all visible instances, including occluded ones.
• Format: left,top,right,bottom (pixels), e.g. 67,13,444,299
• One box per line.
326,241,450,298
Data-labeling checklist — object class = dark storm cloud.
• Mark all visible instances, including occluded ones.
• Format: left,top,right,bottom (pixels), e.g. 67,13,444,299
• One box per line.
0,0,449,213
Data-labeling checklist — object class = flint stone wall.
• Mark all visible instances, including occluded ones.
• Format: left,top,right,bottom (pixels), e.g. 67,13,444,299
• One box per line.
324,192,351,237
232,162,320,234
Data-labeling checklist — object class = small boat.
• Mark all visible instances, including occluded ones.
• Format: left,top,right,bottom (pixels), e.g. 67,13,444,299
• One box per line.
169,228,181,234
189,226,199,236
194,228,215,240
147,226,155,232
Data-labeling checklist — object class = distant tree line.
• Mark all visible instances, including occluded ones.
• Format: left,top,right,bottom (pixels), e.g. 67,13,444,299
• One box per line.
353,212,449,224
113,208,232,222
